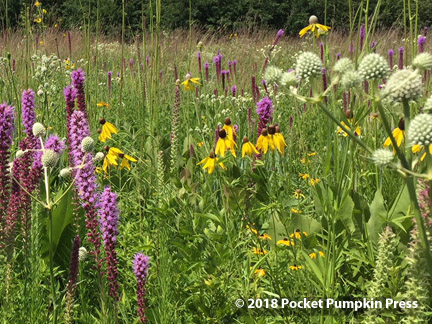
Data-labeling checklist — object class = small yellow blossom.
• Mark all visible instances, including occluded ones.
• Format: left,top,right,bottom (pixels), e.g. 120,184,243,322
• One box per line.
34,17,42,23
35,1,41,7
299,173,310,180
309,252,317,259
103,147,137,173
290,230,308,239
97,101,111,108
252,247,268,255
277,238,295,246
222,118,237,141
259,233,272,240
242,137,259,157
308,152,317,157
253,268,266,277
246,224,258,235
337,120,361,137
181,73,201,91
42,9,47,14
291,208,302,214
319,251,325,257
310,178,320,186
293,189,305,199
197,141,204,147
289,264,303,270
299,16,331,38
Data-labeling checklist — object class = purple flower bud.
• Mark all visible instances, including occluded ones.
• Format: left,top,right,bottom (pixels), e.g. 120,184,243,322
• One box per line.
256,97,273,136
360,24,365,50
399,47,404,69
388,49,394,68
418,36,426,53
204,62,209,82
337,53,341,60
231,85,237,97
273,29,284,46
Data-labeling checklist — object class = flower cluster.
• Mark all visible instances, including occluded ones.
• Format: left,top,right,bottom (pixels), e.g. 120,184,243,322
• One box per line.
133,253,150,323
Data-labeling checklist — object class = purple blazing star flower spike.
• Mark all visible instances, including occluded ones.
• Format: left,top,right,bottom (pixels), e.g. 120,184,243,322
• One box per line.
63,86,77,120
133,253,150,323
388,49,394,68
233,60,237,76
256,97,273,136
337,53,341,60
146,55,149,66
129,58,134,70
71,69,87,113
273,29,284,46
231,85,237,97
99,186,120,300
204,62,209,81
320,42,324,63
45,135,65,154
360,24,365,50
0,103,15,217
418,36,426,53
21,89,36,137
322,68,328,104
424,26,429,36
197,52,202,73
399,47,404,69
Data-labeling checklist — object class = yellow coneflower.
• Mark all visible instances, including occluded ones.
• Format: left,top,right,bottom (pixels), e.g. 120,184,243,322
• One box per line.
215,129,237,157
290,229,308,239
310,178,320,186
104,147,137,173
256,128,275,154
97,101,111,108
34,17,42,23
242,136,259,157
222,117,237,141
299,173,310,180
252,247,268,255
309,252,317,259
291,208,302,214
254,268,266,277
273,125,287,155
246,224,258,235
299,15,331,38
98,118,118,142
308,152,317,157
259,233,272,240
181,73,201,91
318,251,325,257
289,264,303,270
197,141,204,147
35,1,41,7
197,151,226,174
337,120,361,137
293,189,305,199
277,238,295,246
384,118,405,153
412,144,431,161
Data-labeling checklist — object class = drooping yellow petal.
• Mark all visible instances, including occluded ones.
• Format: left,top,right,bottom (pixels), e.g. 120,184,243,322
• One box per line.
215,138,227,157
256,135,269,154
412,144,422,154
124,154,137,162
197,157,209,166
203,157,216,174
105,122,118,135
299,25,312,37
242,142,259,157
120,158,131,170
109,147,123,156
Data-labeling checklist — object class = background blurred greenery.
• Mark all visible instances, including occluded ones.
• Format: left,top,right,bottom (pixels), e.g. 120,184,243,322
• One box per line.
2,0,432,36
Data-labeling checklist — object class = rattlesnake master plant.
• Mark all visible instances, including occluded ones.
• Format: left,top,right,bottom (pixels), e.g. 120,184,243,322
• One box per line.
358,53,390,80
333,57,355,75
412,52,432,71
295,52,323,79
41,149,60,168
280,71,298,87
384,69,422,103
32,122,46,138
263,65,283,84
408,114,432,147
341,71,362,89
371,149,394,166
423,96,432,113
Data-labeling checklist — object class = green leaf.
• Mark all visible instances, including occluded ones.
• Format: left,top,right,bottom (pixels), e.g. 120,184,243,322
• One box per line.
367,189,387,243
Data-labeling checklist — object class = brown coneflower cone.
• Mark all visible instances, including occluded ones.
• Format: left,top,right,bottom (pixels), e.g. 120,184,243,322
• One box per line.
65,235,81,324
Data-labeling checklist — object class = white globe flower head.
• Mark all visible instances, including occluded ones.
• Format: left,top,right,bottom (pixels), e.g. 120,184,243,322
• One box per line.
280,71,298,87
358,53,390,81
81,136,95,153
295,52,323,80
341,71,362,89
263,66,283,85
423,95,432,114
333,58,355,75
371,149,394,166
32,122,46,138
41,149,59,168
408,114,432,147
412,52,432,71
384,69,422,103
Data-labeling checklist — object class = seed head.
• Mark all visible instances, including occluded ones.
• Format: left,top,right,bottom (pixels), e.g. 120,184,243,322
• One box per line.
16,150,25,159
384,69,422,103
341,70,362,89
60,167,72,178
295,52,323,79
423,96,432,113
94,152,105,162
408,114,432,147
81,136,95,153
224,117,231,125
263,65,283,84
333,58,355,75
412,52,432,71
41,149,59,168
358,53,390,80
371,149,394,166
309,15,318,24
78,247,88,262
32,122,46,137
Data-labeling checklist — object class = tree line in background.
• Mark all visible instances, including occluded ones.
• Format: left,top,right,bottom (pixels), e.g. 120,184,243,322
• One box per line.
1,0,432,36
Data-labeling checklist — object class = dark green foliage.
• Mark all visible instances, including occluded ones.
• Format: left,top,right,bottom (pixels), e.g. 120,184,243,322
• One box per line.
2,0,432,34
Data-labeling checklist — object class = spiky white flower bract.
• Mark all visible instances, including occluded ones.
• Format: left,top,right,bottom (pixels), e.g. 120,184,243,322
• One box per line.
384,69,422,103
341,71,362,89
371,149,394,166
408,114,432,147
32,122,46,138
412,52,432,71
81,136,95,153
41,149,59,168
263,66,283,84
60,167,72,178
333,58,354,74
358,53,390,80
78,247,88,262
280,71,298,86
94,152,105,162
295,52,323,79
16,150,25,159
423,96,432,113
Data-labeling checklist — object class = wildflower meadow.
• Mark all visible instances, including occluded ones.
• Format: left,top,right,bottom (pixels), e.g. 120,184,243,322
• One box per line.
0,1,432,323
